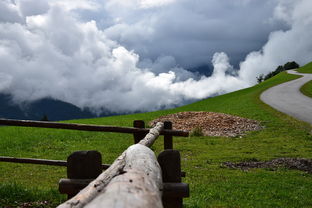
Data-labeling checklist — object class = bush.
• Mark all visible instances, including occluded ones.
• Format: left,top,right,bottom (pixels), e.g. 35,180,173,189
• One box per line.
256,74,264,83
284,61,299,70
190,127,204,137
257,61,300,83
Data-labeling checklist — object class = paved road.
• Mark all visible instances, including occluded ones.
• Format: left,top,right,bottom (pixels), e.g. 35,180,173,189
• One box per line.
260,70,312,125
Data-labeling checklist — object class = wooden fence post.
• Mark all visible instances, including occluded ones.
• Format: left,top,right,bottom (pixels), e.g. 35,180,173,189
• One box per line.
158,150,188,208
58,122,164,208
85,144,163,208
164,121,173,149
65,151,102,198
133,120,145,144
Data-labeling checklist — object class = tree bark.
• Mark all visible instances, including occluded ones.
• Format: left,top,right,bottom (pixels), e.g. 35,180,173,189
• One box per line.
57,122,164,208
86,144,163,208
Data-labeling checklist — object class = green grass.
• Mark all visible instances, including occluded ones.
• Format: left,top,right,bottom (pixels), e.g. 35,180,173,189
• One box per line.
1,71,312,207
297,62,312,98
300,80,312,98
0,183,62,207
297,61,312,73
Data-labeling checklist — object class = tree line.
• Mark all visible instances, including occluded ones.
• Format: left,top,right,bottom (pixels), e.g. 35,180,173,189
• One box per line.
257,61,299,83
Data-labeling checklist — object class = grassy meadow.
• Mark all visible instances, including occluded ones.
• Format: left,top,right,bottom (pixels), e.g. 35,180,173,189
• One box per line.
300,80,312,98
0,68,312,207
297,61,312,73
297,61,312,98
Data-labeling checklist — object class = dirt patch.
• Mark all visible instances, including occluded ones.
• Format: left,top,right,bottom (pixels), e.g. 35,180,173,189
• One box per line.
223,158,312,173
149,111,262,137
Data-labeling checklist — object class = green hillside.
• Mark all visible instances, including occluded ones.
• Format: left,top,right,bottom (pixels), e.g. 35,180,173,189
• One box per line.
300,81,312,98
0,71,312,207
297,62,312,98
297,61,312,73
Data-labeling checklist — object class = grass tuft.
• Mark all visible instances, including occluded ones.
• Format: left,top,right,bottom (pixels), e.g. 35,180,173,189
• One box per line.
190,127,205,137
300,80,312,98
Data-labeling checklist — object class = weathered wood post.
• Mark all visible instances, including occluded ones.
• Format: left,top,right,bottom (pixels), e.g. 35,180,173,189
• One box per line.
133,120,146,143
85,144,163,208
158,150,188,208
60,151,102,198
58,122,165,208
164,121,173,149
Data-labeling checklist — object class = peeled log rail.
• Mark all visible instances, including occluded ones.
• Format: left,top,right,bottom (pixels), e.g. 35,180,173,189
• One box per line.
0,156,67,167
0,156,110,169
0,118,188,137
58,122,164,208
59,179,189,198
86,145,163,208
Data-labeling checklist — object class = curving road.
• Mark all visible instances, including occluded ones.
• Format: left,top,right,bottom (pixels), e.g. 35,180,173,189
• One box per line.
260,70,312,125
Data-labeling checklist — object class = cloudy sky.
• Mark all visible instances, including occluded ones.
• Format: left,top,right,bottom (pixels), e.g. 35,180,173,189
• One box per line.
0,0,311,114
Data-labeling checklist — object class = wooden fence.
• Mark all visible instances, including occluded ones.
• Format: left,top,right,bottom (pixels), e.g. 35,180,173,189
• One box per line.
0,118,189,207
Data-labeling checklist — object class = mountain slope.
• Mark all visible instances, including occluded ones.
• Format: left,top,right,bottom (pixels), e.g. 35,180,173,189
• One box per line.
0,94,98,121
297,61,312,73
0,70,312,207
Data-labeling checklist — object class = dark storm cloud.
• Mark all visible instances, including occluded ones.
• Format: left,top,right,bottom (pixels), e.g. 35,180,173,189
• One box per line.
102,0,286,68
0,0,311,113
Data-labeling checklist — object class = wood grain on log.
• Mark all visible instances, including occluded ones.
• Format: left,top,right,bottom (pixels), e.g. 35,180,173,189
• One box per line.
0,156,110,169
164,121,173,149
67,151,102,180
0,156,67,166
57,122,164,208
57,152,126,208
158,150,183,208
138,122,164,147
59,179,188,198
162,183,189,198
59,179,93,195
133,120,146,144
65,151,103,198
86,144,163,208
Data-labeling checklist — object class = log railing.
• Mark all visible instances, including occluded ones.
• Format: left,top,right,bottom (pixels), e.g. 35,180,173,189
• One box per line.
58,122,165,208
0,156,111,169
0,119,188,137
0,119,189,207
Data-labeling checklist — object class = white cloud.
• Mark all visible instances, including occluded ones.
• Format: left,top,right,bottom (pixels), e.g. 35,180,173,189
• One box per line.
140,0,176,8
50,0,100,11
0,0,23,23
16,0,49,17
239,0,312,84
0,0,311,114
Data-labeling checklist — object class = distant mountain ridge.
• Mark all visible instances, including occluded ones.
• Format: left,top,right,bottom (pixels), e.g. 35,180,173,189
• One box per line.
0,65,216,122
0,94,105,121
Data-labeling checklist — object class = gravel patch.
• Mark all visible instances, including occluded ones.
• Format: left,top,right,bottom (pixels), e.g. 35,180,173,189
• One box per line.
223,158,312,173
150,111,262,137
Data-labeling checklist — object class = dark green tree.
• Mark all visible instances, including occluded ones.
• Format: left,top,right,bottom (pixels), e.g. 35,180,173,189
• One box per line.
256,74,264,83
261,61,299,82
275,65,285,73
283,61,300,70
